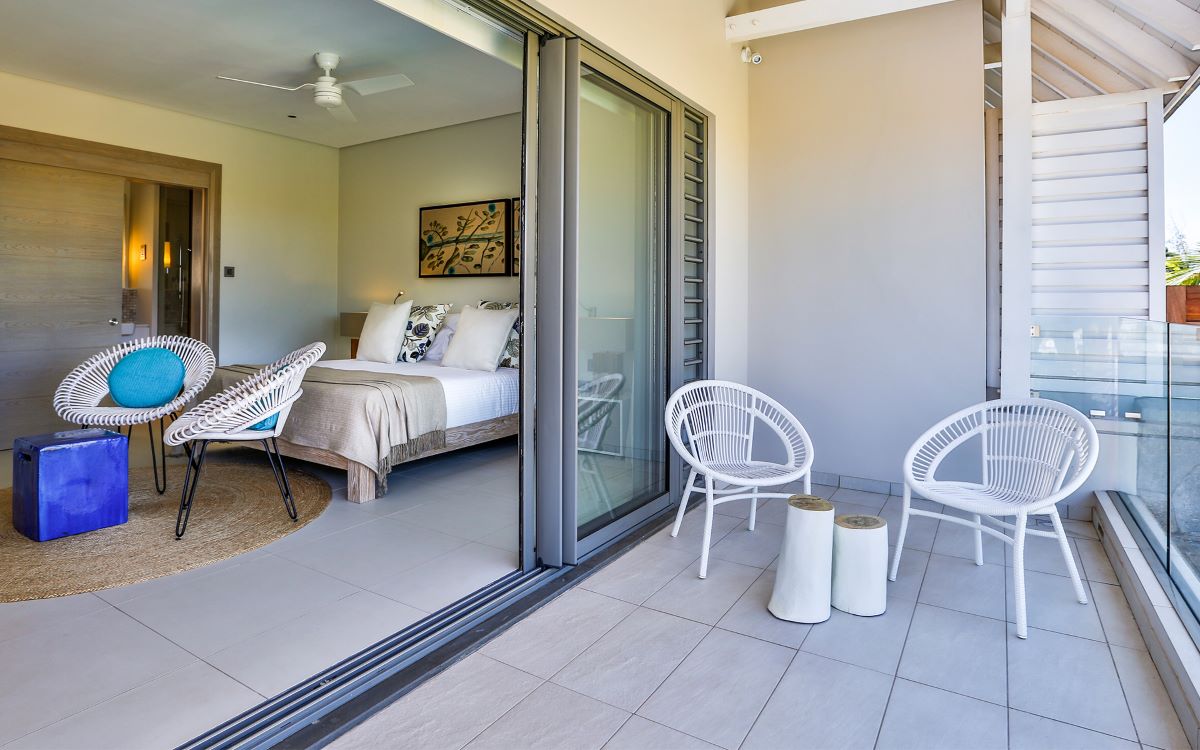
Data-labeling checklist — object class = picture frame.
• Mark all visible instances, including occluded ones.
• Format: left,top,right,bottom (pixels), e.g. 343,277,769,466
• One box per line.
510,197,522,276
418,198,511,277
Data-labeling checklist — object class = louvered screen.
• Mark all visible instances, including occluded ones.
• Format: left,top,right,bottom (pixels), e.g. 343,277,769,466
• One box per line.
681,107,709,382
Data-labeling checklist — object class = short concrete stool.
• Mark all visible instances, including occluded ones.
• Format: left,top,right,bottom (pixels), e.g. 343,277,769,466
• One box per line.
768,495,834,624
832,514,888,617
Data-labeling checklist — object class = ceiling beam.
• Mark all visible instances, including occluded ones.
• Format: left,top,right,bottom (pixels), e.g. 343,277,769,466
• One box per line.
1106,0,1200,51
1031,17,1140,93
1040,0,1193,81
985,42,1003,69
1032,47,1104,96
1033,0,1164,88
725,0,957,42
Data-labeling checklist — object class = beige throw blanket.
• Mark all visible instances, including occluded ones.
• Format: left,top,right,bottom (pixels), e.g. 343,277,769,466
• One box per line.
210,365,447,493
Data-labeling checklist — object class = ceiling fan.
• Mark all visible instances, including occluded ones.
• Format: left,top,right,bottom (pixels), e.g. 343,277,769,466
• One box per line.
216,52,413,123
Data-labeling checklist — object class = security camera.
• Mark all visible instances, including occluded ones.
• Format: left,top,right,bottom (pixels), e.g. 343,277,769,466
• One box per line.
741,46,763,65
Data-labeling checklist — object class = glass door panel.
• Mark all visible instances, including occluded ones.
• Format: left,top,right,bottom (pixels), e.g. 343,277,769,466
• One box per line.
574,66,669,539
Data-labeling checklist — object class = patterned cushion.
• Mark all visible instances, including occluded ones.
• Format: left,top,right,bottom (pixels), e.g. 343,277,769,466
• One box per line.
398,304,452,362
478,301,520,369
107,347,185,408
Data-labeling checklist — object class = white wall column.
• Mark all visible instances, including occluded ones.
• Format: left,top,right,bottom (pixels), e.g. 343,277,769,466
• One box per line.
1000,0,1033,397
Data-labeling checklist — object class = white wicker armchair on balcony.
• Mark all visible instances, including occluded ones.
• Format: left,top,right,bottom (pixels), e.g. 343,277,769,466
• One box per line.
666,380,815,578
889,398,1099,639
53,336,216,493
164,342,325,538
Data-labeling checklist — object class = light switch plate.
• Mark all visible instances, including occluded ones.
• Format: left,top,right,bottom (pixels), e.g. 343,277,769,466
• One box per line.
223,266,235,278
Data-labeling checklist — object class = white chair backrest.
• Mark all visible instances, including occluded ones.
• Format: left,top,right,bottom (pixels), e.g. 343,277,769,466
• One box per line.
906,398,1099,501
665,380,811,470
54,335,215,411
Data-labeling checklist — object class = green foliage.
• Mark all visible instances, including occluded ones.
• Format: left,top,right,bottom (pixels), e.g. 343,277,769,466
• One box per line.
1166,227,1200,286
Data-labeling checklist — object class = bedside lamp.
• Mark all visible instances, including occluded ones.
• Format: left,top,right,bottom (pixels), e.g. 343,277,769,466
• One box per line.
340,291,406,358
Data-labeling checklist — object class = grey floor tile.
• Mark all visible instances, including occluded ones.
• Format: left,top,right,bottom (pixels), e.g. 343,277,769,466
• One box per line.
643,558,762,625
370,542,517,613
206,591,426,697
749,498,791,527
0,606,194,745
1062,518,1100,540
1005,569,1103,641
830,487,890,511
1077,538,1120,584
272,516,468,589
898,604,1008,704
552,608,709,711
114,553,357,656
331,653,541,750
580,543,698,605
932,509,1005,564
887,546,930,602
1091,582,1146,650
257,497,377,553
6,661,261,750
1005,532,1082,579
708,521,784,568
1008,709,1139,750
93,547,267,606
876,679,1008,750
1110,645,1191,750
638,629,793,750
878,500,939,552
918,553,1006,620
1008,626,1136,740
392,491,518,542
603,716,718,750
742,651,891,750
800,595,916,675
0,593,108,645
466,682,628,750
482,588,635,678
716,569,811,648
643,509,741,557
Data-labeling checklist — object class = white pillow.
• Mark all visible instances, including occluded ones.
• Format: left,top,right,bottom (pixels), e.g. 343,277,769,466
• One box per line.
441,305,520,372
423,327,454,362
356,300,413,363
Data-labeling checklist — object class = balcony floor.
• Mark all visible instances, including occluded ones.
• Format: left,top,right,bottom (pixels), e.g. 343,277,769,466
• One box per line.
334,487,1188,750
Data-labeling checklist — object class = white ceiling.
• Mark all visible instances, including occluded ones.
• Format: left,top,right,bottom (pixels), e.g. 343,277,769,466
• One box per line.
0,0,523,148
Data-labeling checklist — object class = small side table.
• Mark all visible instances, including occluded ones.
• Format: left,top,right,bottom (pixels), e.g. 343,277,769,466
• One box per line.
768,495,834,624
13,429,128,542
832,514,888,616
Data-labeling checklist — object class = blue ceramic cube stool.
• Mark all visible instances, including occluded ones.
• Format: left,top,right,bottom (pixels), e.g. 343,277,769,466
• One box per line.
13,429,129,542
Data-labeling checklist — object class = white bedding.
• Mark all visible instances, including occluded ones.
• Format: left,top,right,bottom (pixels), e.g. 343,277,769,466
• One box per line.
319,359,519,428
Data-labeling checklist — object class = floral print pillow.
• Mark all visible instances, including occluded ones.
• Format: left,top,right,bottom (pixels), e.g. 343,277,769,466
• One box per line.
478,300,520,369
398,304,452,362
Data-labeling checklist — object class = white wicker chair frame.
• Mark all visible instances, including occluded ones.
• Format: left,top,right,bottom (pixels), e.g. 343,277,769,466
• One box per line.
164,342,325,538
53,335,216,494
665,380,815,578
578,374,625,516
889,398,1099,639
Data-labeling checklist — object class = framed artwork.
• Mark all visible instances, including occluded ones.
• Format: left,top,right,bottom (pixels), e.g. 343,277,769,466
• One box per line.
510,197,522,276
419,199,510,277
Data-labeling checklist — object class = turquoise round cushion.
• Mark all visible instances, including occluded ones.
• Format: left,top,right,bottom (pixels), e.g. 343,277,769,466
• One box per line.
107,347,186,408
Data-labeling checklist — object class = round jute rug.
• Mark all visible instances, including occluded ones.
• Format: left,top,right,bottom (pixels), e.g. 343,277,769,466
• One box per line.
0,449,331,602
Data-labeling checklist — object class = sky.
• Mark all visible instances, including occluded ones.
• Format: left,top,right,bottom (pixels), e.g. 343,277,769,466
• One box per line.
1165,93,1200,249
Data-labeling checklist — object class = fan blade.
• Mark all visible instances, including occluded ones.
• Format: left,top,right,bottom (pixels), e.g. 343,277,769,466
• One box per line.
216,75,311,92
342,73,414,97
327,102,358,123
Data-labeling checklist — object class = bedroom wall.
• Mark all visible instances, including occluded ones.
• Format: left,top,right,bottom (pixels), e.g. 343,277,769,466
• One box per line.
0,70,339,366
746,0,986,485
336,113,521,359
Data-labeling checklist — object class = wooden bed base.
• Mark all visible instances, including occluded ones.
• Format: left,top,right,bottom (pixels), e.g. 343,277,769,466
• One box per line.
268,413,518,503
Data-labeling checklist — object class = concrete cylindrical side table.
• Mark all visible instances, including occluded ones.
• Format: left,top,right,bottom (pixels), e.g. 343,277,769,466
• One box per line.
768,495,834,624
832,514,888,617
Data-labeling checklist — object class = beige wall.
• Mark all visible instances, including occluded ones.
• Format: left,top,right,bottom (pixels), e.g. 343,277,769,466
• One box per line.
746,1,986,484
532,0,752,382
0,70,339,366
337,114,521,357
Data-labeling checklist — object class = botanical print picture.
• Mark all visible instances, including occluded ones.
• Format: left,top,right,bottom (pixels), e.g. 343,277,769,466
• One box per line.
510,197,522,276
419,199,510,277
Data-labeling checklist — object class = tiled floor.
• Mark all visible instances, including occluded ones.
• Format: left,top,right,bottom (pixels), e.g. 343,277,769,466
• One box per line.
335,485,1189,750
0,438,519,749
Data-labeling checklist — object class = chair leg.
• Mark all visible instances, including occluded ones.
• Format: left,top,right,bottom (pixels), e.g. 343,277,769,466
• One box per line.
671,469,698,538
699,476,715,579
1014,511,1029,639
175,440,209,539
266,437,298,522
972,513,984,566
803,473,812,495
1050,507,1088,605
889,484,912,582
748,486,758,532
147,418,167,495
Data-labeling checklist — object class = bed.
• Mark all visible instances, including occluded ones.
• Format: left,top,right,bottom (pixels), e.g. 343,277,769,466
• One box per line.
210,358,519,503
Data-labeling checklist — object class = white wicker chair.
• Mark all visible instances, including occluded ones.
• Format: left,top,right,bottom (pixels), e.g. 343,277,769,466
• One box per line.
578,374,625,515
889,398,1099,639
164,342,325,538
54,336,216,493
666,380,815,578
